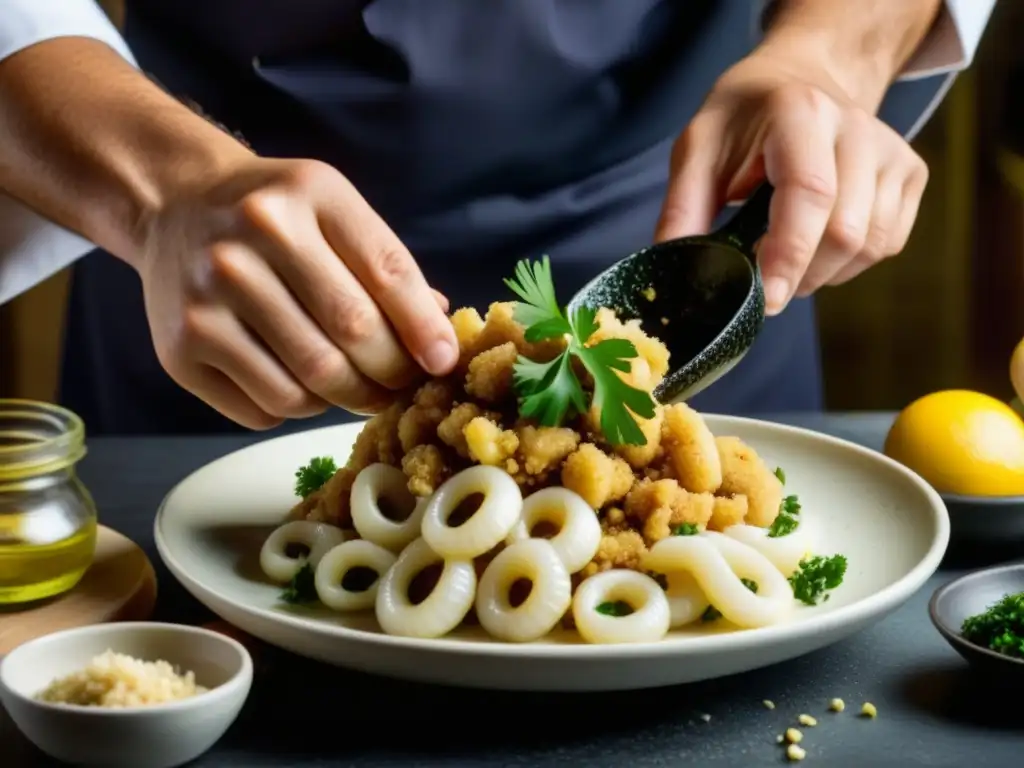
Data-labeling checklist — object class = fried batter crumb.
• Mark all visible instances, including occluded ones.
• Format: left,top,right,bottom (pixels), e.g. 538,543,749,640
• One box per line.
582,529,647,576
708,494,749,532
402,444,449,496
615,406,664,469
562,443,632,508
438,402,487,458
624,477,714,543
662,403,722,494
716,436,783,527
397,381,455,452
518,425,580,477
465,341,518,403
464,416,519,467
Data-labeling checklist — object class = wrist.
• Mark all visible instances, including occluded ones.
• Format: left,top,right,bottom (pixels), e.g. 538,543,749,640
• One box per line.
758,0,943,112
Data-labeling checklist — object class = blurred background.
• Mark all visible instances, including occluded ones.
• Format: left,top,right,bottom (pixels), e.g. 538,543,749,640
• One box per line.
2,0,1023,414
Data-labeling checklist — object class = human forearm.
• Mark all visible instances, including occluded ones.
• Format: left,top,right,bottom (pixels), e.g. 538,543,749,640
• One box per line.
760,0,944,110
0,37,251,268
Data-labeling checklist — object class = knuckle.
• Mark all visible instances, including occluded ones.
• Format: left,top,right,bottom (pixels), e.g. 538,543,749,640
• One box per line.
271,386,317,418
824,215,867,255
180,306,213,348
365,245,415,293
283,159,334,192
331,297,380,347
772,82,832,117
862,227,891,261
207,243,244,285
238,189,281,230
788,170,837,205
296,347,349,392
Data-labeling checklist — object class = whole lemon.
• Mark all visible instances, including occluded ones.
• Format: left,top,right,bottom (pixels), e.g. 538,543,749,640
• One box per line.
1012,337,1024,404
884,390,1024,497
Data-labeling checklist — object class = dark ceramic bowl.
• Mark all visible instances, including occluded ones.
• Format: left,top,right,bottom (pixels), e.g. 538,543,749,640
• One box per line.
940,492,1024,544
928,564,1024,677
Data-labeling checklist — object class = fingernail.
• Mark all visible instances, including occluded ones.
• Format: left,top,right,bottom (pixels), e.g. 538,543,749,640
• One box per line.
420,339,458,374
763,277,790,315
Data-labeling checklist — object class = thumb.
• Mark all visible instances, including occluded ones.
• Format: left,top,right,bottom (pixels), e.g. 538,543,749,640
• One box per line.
654,130,721,243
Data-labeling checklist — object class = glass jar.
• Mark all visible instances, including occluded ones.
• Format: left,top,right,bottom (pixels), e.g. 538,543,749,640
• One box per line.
0,399,97,604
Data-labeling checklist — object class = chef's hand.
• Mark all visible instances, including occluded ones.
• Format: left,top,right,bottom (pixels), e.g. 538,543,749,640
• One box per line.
655,45,929,315
139,157,457,429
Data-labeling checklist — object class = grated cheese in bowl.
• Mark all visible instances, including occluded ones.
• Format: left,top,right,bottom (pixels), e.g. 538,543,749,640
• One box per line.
35,650,207,708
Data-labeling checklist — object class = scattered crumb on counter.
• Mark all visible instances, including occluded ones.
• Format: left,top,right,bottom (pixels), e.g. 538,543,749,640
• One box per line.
776,734,785,744
797,714,817,727
785,728,803,744
660,317,669,325
642,286,656,301
787,744,806,762
861,702,877,718
36,650,206,707
763,699,776,710
829,697,845,712
700,713,711,722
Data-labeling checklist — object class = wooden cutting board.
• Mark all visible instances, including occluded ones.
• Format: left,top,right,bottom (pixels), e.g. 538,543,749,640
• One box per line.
0,526,157,656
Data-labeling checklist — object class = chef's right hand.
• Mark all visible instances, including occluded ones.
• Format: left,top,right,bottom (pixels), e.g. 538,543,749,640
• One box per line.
137,157,458,430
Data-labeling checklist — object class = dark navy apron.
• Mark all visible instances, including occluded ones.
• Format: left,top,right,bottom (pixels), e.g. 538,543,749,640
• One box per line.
59,0,949,434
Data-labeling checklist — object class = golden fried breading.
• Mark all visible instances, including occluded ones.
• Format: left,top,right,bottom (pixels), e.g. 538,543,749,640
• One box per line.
305,467,357,528
465,341,518,403
437,402,487,458
590,307,670,385
475,302,564,362
707,493,749,531
581,529,648,577
561,443,633,509
716,436,783,527
451,307,486,368
397,380,456,452
661,402,722,494
518,425,580,476
402,444,449,497
623,477,714,544
464,416,519,467
615,406,664,469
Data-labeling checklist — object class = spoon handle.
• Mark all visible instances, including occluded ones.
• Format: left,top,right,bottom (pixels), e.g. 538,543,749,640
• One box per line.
718,183,774,260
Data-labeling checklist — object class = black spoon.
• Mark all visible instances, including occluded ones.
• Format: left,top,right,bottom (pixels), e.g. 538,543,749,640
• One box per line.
568,183,773,404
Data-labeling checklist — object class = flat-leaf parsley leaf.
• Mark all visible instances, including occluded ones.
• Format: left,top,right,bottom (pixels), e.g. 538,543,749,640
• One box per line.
767,494,802,538
504,256,657,446
294,456,337,498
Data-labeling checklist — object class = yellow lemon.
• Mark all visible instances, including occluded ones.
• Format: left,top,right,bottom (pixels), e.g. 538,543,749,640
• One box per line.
884,390,1024,497
1012,337,1024,405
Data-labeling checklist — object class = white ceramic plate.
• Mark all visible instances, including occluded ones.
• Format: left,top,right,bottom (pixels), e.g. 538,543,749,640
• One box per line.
154,416,949,692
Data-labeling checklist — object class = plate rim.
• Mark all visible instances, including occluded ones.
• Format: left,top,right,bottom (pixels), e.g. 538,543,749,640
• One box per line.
154,414,950,659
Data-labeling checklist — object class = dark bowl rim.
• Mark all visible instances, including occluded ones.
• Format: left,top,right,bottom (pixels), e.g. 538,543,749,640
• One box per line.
928,564,1024,667
939,492,1024,505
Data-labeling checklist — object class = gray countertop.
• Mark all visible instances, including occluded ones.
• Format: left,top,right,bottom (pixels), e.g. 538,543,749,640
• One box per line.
4,413,1024,767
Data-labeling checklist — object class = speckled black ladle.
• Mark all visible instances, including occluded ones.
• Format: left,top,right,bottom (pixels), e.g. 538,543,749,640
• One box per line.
569,183,773,403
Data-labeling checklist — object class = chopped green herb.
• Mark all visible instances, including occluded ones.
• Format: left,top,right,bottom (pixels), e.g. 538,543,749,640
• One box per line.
595,600,633,617
672,522,699,536
768,512,799,538
280,563,318,604
768,494,802,538
505,257,657,446
702,579,757,622
774,466,786,484
294,456,338,498
789,555,847,606
961,591,1024,659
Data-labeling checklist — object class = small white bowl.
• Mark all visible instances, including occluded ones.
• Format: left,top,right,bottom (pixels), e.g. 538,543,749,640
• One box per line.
0,622,253,768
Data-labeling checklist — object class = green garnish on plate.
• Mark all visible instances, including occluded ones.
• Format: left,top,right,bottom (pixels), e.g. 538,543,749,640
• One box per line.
702,578,758,622
789,555,847,606
280,562,318,604
595,600,633,617
294,456,337,498
768,494,801,538
961,591,1024,658
504,257,657,446
672,522,699,536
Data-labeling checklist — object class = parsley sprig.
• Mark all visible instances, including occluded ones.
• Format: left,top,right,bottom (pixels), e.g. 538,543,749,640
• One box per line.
294,456,337,498
767,467,801,538
961,591,1024,658
281,563,318,604
789,555,847,605
504,257,657,446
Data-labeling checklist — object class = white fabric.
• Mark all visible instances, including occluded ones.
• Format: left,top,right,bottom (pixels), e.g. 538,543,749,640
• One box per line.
0,0,998,305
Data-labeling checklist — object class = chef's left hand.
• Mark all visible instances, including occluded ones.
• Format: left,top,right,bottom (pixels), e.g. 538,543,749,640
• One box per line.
655,46,929,315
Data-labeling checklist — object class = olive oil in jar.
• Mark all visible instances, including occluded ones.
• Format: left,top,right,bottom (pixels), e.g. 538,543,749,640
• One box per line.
0,400,98,605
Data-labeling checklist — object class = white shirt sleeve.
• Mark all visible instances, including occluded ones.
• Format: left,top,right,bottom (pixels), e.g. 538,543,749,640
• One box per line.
0,0,137,306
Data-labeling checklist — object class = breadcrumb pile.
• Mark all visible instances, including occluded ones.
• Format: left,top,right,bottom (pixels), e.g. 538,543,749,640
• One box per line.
292,301,784,581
